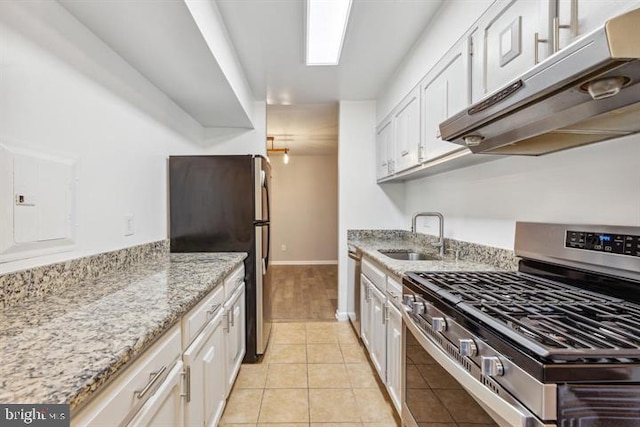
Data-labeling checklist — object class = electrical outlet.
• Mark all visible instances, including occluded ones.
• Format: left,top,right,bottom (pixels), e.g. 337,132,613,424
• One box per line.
281,244,287,251
124,215,134,236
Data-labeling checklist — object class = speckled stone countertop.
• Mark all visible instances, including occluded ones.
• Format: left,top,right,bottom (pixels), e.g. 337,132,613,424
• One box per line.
0,252,246,410
348,230,517,276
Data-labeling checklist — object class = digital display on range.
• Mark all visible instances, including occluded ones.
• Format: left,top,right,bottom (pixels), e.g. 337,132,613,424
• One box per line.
566,230,640,257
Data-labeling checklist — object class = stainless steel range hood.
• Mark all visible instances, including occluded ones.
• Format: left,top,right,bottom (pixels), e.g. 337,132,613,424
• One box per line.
440,8,640,155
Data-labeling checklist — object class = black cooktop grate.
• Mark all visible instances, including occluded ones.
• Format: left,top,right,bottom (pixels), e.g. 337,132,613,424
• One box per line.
407,271,640,359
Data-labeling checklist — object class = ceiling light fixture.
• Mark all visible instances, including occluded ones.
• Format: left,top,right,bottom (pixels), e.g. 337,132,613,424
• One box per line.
306,0,353,66
266,136,291,164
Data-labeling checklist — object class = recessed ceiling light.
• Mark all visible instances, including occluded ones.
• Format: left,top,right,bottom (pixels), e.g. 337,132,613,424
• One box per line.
306,0,353,66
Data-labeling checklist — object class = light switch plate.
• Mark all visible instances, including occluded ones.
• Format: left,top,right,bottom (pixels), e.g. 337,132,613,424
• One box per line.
124,215,135,236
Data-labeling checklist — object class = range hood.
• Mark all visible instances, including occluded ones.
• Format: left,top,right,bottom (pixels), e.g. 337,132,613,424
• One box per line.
440,8,640,155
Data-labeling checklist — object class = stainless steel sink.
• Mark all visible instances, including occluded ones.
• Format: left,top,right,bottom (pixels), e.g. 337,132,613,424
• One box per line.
377,249,441,261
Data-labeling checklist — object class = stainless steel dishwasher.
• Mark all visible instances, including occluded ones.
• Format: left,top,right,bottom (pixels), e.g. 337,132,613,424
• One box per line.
347,245,361,336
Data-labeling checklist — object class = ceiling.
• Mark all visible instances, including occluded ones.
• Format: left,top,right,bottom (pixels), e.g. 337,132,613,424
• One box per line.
217,0,443,154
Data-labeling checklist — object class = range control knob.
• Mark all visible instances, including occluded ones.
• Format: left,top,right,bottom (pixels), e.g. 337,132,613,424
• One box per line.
459,339,478,357
481,356,504,377
432,317,447,332
412,301,426,316
403,295,416,306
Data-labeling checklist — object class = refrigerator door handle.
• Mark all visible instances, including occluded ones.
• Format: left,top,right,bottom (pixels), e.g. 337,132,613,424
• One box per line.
262,258,267,275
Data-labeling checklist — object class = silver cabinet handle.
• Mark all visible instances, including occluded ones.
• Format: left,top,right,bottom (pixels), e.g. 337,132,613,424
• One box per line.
418,144,424,162
230,306,235,327
534,32,548,64
135,366,166,400
181,366,191,402
554,0,578,53
207,303,221,317
401,149,409,156
224,310,230,332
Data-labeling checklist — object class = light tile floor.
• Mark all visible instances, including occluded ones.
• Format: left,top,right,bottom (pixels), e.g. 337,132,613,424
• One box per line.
220,321,400,427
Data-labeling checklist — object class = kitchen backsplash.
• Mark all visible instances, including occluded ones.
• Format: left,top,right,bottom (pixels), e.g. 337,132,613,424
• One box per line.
0,240,169,308
348,229,519,270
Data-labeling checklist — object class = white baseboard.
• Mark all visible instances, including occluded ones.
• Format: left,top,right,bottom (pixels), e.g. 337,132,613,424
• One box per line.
270,260,338,266
335,310,349,321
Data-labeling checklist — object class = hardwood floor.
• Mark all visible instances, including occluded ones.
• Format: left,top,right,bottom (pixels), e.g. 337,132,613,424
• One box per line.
270,265,337,321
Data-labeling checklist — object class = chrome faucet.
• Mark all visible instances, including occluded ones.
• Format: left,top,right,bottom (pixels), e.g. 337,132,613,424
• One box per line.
411,212,445,257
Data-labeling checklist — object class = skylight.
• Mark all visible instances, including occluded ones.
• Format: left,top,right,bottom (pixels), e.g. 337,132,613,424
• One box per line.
306,0,353,66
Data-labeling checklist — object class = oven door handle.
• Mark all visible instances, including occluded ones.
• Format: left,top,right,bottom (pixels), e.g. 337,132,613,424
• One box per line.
403,311,551,427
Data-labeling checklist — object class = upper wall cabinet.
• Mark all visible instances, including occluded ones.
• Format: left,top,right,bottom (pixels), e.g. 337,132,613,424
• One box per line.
556,0,640,51
393,87,421,173
420,38,471,162
376,117,394,180
473,0,554,101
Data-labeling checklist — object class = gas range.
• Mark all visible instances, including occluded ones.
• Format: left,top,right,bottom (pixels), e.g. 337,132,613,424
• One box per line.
402,222,640,427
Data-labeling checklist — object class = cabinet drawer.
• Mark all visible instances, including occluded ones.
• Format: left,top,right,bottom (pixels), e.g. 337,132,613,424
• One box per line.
183,285,224,349
386,275,403,309
362,258,386,291
72,324,181,427
224,264,245,299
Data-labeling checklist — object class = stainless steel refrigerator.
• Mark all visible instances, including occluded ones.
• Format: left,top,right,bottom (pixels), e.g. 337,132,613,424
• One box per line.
169,155,272,362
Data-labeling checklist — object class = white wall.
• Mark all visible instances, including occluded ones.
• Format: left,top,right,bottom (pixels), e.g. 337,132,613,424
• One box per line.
202,102,267,156
337,101,405,318
270,154,338,264
407,136,640,249
0,1,219,274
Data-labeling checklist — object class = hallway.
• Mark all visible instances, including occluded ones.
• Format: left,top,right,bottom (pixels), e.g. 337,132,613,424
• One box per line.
220,322,400,426
271,265,338,321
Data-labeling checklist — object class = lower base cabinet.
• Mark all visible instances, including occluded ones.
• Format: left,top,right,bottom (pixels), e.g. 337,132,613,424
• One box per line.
72,267,246,427
386,302,402,413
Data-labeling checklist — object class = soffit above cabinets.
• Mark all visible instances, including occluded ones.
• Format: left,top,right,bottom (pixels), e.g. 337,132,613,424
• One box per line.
58,0,254,129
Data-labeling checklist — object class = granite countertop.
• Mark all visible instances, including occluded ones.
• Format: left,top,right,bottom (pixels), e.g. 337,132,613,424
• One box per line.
348,230,510,276
0,252,246,411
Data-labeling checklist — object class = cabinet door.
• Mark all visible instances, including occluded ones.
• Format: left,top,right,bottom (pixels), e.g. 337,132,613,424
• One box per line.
480,0,553,97
376,118,393,179
556,0,640,50
225,283,246,396
127,361,184,427
393,87,420,172
385,303,402,414
360,275,372,351
421,38,470,161
183,311,226,427
369,283,387,381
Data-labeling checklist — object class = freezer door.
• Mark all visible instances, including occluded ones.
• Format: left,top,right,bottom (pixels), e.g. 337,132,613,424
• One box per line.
254,156,270,223
255,223,272,354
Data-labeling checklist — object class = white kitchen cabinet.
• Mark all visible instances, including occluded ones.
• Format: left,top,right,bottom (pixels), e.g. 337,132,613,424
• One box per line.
393,86,421,172
556,0,640,51
385,301,402,414
183,308,226,427
127,360,185,427
224,282,246,396
376,117,394,179
476,0,554,98
360,274,373,351
71,325,182,427
421,37,471,161
369,282,387,381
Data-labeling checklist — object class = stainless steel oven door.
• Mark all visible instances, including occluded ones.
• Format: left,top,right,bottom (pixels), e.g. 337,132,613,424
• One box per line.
402,309,553,427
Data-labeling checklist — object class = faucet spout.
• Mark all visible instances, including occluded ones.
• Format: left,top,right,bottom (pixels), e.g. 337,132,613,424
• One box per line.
411,212,445,257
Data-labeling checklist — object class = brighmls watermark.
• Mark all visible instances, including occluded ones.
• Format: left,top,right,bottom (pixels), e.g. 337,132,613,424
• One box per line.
0,404,69,426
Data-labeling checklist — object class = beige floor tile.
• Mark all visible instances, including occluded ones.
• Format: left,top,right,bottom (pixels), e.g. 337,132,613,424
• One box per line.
311,424,362,427
221,424,258,427
309,389,360,423
352,389,397,423
306,323,339,343
307,343,344,363
266,363,308,388
340,343,367,363
362,423,400,427
345,363,379,388
235,363,268,389
258,424,310,427
267,344,308,364
258,389,310,423
274,323,307,344
221,389,264,424
308,364,351,388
